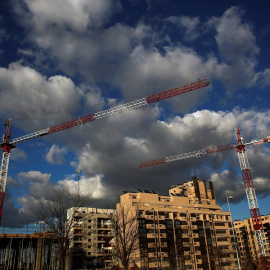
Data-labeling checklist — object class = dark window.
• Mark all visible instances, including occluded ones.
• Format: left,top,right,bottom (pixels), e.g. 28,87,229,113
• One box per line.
166,219,173,229
175,220,181,229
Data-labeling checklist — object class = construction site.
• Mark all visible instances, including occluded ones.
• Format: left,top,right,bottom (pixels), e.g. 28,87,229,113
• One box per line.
0,77,269,269
0,230,58,269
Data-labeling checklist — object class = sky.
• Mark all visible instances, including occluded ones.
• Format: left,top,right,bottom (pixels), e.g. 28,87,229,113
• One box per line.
0,0,270,227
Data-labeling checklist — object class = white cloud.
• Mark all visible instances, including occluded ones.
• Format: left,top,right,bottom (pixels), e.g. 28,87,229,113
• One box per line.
23,0,121,32
166,15,201,41
46,144,67,165
18,171,53,198
208,6,259,89
14,3,265,101
10,148,27,161
125,137,149,154
58,174,106,199
0,62,81,131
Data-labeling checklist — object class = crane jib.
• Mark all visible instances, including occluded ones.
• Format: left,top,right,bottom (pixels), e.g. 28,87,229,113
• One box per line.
146,78,210,104
48,114,96,134
9,78,210,146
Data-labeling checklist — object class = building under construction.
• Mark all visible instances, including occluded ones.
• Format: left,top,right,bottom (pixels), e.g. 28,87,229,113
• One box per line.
0,231,58,269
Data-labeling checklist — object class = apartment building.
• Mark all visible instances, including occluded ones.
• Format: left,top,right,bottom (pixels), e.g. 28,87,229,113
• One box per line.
68,207,116,269
118,177,237,270
233,214,270,269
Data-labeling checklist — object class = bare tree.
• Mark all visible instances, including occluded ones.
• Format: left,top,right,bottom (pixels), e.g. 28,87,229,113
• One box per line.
110,205,140,270
31,187,92,270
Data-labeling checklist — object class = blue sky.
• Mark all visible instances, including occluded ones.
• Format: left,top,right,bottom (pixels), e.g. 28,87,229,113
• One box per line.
0,0,270,226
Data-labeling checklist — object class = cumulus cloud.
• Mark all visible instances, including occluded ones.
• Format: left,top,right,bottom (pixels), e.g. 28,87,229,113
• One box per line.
208,6,259,90
23,0,121,32
10,148,27,161
46,144,67,165
0,62,81,130
2,3,270,225
166,15,201,41
58,174,107,199
14,3,269,101
2,107,270,224
65,108,270,206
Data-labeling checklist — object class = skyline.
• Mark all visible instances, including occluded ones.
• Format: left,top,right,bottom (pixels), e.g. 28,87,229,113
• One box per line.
0,0,270,225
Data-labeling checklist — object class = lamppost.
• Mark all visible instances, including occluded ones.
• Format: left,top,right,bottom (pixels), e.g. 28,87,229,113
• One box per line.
227,196,241,270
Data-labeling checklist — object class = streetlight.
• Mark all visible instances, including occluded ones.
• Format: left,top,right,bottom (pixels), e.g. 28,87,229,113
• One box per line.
227,196,241,270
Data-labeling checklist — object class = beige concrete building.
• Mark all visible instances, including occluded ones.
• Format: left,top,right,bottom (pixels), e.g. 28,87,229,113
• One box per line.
118,177,237,270
233,214,270,269
69,207,116,269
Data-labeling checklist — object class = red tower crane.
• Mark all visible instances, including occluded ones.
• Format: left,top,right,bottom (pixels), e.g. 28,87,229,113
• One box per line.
0,77,210,223
140,128,270,269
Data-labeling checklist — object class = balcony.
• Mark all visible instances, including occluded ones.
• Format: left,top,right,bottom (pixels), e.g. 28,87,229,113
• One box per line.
148,252,157,258
73,237,83,242
146,224,154,229
98,231,113,237
149,262,158,268
97,237,106,243
98,223,112,229
161,261,169,267
216,241,230,246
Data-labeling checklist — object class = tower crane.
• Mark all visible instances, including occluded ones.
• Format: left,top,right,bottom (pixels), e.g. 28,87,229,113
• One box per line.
0,77,210,223
140,128,270,269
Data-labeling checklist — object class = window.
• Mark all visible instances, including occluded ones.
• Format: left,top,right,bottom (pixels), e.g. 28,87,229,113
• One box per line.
207,237,212,245
166,219,173,229
139,228,146,237
198,229,204,236
139,219,146,227
175,220,181,229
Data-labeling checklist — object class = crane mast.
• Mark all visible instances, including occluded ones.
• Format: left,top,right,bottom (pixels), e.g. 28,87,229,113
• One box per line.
0,77,210,223
0,120,13,220
140,129,270,269
235,128,269,268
